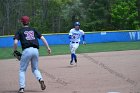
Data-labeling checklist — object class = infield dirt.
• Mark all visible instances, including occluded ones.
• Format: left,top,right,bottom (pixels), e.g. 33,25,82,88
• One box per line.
0,50,140,93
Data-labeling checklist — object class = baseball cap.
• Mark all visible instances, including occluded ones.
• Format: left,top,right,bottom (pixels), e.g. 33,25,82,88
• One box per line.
74,22,80,26
20,16,30,24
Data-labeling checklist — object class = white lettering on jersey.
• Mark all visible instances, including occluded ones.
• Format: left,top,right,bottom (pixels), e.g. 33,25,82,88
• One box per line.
24,31,35,40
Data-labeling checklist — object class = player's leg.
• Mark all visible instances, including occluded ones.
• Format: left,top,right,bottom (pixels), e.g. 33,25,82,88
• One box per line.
31,48,46,90
73,43,79,63
70,43,79,65
19,48,31,92
70,43,75,64
31,48,42,80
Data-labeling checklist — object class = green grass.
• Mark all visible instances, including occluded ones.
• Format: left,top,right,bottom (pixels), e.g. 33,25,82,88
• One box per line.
0,41,140,59
77,41,140,53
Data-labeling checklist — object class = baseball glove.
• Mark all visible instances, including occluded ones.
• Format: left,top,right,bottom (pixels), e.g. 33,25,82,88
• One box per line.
13,50,22,61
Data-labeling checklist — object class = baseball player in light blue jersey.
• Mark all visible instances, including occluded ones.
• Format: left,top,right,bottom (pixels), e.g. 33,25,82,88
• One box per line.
69,22,85,65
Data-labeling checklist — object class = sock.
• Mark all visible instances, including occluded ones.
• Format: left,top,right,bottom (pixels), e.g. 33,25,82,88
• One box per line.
73,54,76,60
72,53,77,61
71,53,75,62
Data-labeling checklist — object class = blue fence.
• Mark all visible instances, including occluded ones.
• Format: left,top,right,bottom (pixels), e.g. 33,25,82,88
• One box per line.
0,31,140,48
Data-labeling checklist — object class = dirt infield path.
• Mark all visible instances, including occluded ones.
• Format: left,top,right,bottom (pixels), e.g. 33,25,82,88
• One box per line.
0,50,140,93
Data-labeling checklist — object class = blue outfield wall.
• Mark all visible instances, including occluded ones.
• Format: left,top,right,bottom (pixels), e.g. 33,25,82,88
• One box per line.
0,31,140,48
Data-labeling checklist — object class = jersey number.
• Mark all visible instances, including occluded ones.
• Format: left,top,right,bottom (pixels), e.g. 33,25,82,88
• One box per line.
24,31,35,40
72,33,80,39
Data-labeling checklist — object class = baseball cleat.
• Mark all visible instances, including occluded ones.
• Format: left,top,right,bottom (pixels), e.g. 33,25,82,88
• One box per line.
18,88,24,93
70,63,74,65
39,80,46,90
70,60,74,65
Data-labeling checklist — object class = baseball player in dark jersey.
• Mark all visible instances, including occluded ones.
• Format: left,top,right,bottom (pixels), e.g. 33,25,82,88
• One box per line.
13,16,51,93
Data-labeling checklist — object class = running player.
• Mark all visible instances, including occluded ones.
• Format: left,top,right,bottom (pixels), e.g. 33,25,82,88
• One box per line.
69,22,85,65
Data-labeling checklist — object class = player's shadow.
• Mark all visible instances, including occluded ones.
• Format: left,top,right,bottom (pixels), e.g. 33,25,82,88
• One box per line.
3,90,42,93
59,65,78,69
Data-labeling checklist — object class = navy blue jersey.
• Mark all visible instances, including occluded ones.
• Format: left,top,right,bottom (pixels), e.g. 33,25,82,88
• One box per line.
14,27,42,50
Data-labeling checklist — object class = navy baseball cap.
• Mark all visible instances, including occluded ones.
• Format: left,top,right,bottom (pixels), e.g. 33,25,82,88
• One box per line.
74,22,80,26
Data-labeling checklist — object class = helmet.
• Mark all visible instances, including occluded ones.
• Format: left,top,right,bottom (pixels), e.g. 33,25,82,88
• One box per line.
20,16,30,24
74,22,80,26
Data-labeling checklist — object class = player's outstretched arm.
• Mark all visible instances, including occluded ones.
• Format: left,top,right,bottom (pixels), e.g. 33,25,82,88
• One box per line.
40,36,51,55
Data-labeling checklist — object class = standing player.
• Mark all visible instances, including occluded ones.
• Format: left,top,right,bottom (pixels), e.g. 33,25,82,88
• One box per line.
13,16,51,93
69,22,85,65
